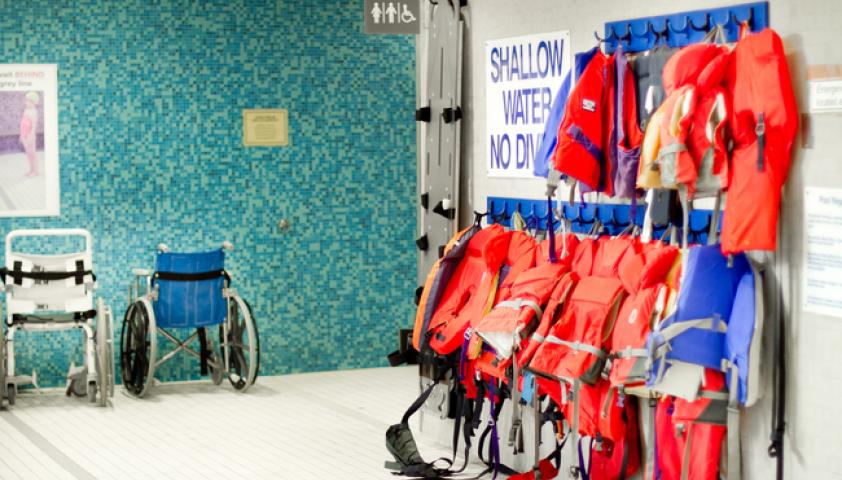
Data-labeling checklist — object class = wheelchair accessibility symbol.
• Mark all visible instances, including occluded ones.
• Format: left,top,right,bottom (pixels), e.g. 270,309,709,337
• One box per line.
366,0,420,34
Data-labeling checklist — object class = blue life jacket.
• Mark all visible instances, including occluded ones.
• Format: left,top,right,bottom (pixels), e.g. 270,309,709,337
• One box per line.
533,48,599,178
725,264,764,407
645,245,750,396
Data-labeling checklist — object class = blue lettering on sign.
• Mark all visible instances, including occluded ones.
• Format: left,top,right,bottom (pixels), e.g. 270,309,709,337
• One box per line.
490,47,500,83
502,86,553,125
536,41,549,78
492,38,565,82
550,39,565,77
490,134,511,169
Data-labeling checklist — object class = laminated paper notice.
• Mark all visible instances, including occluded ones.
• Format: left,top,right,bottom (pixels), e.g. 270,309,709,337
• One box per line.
804,187,842,318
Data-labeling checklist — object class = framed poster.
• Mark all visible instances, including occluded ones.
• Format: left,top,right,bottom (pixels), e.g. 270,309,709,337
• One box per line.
0,64,59,217
486,31,571,178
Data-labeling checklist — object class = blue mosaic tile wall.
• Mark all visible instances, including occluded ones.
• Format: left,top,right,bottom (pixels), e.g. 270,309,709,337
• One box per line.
0,0,416,387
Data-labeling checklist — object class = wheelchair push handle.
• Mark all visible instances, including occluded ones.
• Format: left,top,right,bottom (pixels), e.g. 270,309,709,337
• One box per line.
6,228,94,261
132,268,152,277
156,242,232,253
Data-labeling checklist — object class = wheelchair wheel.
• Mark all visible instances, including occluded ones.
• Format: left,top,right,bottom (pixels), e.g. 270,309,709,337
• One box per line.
219,296,259,392
120,299,157,397
96,299,115,407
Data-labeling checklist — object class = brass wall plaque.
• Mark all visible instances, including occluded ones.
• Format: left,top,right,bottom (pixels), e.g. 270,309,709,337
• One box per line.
243,109,288,147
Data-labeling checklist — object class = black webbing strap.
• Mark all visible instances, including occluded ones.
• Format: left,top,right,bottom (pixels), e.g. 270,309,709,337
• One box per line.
154,270,228,282
769,276,786,480
197,328,209,376
0,261,95,286
11,309,96,325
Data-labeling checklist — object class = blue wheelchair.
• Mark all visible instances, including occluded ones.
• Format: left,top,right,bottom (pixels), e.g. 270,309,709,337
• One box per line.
120,242,259,397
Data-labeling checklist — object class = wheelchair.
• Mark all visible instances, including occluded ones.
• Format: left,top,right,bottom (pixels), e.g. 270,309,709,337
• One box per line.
0,229,115,407
120,242,259,397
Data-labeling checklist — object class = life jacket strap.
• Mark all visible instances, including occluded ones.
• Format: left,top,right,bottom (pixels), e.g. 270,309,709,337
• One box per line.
614,347,648,359
496,299,544,321
545,335,607,359
727,364,743,480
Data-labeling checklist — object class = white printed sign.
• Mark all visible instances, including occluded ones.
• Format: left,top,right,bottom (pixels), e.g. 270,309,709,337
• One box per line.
808,79,842,113
803,187,842,318
486,31,571,178
0,64,60,217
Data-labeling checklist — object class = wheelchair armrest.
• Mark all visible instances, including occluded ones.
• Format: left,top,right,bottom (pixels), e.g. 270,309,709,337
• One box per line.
132,268,152,277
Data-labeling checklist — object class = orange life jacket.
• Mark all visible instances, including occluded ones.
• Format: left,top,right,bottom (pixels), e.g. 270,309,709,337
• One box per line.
637,43,730,199
424,225,508,355
528,236,631,385
721,28,797,254
412,225,481,351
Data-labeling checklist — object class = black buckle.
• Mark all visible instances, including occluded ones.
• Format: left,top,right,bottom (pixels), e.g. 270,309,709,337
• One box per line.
756,112,766,171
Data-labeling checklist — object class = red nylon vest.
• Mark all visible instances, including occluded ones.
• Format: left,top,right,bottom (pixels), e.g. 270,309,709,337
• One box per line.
721,28,797,254
425,225,509,355
553,51,613,192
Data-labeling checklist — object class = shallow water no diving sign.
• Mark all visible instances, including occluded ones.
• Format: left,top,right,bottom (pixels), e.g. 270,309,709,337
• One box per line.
364,0,420,34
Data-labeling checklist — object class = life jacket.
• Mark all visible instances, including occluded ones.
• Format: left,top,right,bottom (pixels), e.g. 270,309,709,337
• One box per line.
529,236,631,386
535,73,573,178
637,44,729,199
687,85,730,195
412,225,481,351
553,49,613,192
721,28,798,254
646,245,750,398
608,241,680,391
472,233,580,380
574,241,680,454
610,45,644,200
631,46,677,130
648,245,765,480
424,225,509,355
655,394,727,480
588,396,642,480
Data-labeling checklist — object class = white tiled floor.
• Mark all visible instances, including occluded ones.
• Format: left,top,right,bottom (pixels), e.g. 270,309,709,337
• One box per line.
0,367,480,480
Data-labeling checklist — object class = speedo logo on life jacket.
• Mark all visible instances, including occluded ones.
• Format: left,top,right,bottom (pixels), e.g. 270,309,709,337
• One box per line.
582,98,597,112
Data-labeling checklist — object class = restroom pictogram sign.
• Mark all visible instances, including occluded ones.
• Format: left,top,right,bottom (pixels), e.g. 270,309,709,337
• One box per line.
365,0,420,34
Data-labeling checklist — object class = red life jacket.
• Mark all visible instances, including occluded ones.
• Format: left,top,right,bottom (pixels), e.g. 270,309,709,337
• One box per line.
589,396,642,480
686,49,732,194
608,241,680,390
528,236,631,385
412,225,480,351
656,389,727,480
721,28,797,254
425,225,509,355
553,50,613,192
639,43,729,198
472,233,579,382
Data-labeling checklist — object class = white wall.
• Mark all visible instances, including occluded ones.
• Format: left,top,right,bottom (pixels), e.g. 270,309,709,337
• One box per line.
442,0,842,477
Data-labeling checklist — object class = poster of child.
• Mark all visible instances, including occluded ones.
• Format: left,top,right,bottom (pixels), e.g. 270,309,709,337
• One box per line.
0,64,59,217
